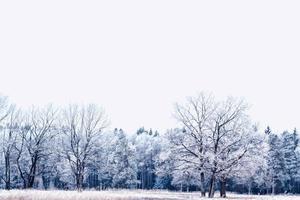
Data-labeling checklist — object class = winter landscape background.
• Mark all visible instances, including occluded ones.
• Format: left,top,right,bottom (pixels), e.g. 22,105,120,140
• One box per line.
1,0,300,199
0,93,299,199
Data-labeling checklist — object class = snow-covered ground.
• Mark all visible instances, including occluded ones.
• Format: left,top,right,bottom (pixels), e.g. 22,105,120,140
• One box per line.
0,190,299,200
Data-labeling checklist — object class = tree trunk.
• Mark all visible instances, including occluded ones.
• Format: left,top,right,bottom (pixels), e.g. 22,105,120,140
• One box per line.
28,175,35,188
4,152,11,190
220,178,226,198
272,182,275,195
248,182,251,195
141,170,145,189
76,173,84,191
28,164,37,188
200,172,206,197
27,155,38,188
208,173,216,198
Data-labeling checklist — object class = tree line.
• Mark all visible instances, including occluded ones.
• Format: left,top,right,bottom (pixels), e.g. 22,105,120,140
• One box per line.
0,93,299,198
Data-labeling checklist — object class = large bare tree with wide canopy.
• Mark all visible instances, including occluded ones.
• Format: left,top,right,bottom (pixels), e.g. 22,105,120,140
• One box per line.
172,93,260,198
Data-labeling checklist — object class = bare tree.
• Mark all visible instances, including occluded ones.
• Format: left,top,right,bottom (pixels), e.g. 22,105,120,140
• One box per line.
0,96,16,190
60,104,108,191
172,93,256,198
206,97,252,198
172,93,216,197
15,105,58,188
0,106,21,190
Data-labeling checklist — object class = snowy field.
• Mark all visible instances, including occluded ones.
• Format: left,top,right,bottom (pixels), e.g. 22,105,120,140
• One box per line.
0,190,300,200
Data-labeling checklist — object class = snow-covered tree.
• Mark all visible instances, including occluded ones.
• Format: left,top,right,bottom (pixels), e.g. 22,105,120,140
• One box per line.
154,135,175,190
172,93,260,198
60,104,108,190
205,98,259,198
0,98,17,190
85,132,114,189
281,131,299,193
109,129,138,188
15,105,58,189
132,128,161,189
229,132,268,195
266,132,285,194
172,93,216,197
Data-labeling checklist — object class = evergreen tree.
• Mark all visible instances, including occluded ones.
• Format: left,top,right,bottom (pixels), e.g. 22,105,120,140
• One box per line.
110,129,138,188
266,133,285,194
282,131,299,193
132,128,161,189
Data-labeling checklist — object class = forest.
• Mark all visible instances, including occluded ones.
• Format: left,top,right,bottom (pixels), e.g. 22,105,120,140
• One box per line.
0,93,299,198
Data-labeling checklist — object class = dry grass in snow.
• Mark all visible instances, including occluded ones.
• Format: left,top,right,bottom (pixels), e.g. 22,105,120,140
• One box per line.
0,190,300,200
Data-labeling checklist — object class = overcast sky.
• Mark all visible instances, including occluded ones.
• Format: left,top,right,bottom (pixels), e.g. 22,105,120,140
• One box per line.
0,1,299,133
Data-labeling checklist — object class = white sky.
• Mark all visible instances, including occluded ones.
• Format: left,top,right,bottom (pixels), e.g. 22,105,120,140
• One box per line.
0,1,299,134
